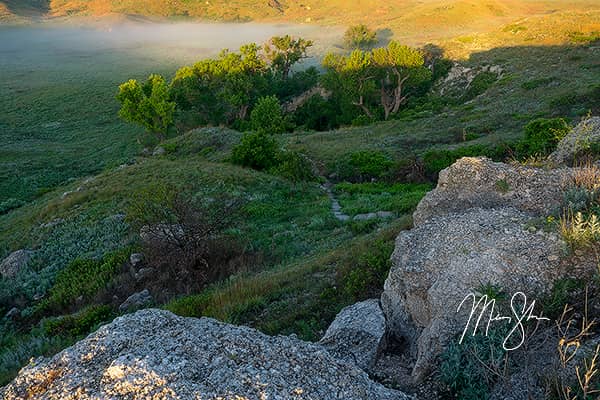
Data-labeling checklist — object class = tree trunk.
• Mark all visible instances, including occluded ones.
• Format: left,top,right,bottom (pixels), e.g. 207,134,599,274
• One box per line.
238,104,249,120
391,68,409,115
380,82,393,120
351,78,374,119
352,95,374,119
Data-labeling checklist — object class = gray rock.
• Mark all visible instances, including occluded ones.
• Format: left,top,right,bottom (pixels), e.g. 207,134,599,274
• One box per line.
353,212,378,221
39,218,65,229
4,307,19,320
320,299,386,371
153,146,166,156
549,116,600,165
413,157,571,225
129,253,144,268
119,289,153,312
382,207,569,382
435,63,503,97
0,309,410,400
382,156,600,383
0,250,32,279
376,211,395,219
135,267,155,282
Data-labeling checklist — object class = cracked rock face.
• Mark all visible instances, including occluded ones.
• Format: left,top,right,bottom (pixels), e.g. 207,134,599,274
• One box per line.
1,309,410,400
412,157,571,225
0,249,32,279
381,157,598,383
549,116,600,166
319,299,386,371
382,207,566,382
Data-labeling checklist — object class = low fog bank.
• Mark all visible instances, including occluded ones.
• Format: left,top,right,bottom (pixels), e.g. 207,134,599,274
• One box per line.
0,22,342,69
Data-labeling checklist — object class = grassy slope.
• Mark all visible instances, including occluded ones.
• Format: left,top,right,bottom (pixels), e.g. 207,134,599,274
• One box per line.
2,0,599,42
0,22,337,206
1,7,598,307
288,50,599,169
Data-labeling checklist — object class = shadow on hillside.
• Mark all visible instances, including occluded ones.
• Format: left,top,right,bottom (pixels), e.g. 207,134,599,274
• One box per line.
2,0,49,17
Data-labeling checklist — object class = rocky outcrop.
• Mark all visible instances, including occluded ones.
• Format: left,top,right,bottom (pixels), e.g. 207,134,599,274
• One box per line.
549,117,600,166
319,299,386,371
0,249,32,279
119,289,153,312
435,64,503,97
1,309,410,400
382,207,566,381
283,85,332,113
382,157,596,383
129,253,144,268
413,157,570,225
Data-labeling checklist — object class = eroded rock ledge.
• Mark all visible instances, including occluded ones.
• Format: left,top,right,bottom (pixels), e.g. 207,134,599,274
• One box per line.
382,156,597,384
1,309,409,400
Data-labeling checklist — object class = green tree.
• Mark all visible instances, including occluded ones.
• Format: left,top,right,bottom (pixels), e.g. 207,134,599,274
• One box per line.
264,35,313,79
231,131,280,170
117,74,176,141
371,42,432,119
322,50,377,119
171,43,268,125
344,24,378,49
250,95,287,134
517,117,570,158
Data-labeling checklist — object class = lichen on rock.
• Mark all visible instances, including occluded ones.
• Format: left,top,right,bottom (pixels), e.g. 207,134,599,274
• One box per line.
1,309,410,400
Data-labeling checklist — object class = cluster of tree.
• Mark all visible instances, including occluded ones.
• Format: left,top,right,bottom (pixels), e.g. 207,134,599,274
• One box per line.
118,35,314,142
321,41,432,121
117,32,447,142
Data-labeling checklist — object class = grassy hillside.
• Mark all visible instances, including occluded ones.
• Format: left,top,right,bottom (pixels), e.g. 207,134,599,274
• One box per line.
1,1,599,43
0,0,599,388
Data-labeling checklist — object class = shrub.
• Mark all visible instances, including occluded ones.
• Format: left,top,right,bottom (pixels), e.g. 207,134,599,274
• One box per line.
521,77,555,90
273,151,316,182
348,219,379,235
440,323,512,400
0,214,130,311
385,156,427,183
42,305,115,337
250,95,287,134
560,212,600,251
541,278,584,318
432,58,453,82
231,131,280,170
334,150,394,182
161,142,178,154
550,85,600,116
516,117,570,158
344,24,378,49
128,185,247,302
339,237,394,300
0,198,25,215
37,248,130,314
563,187,595,213
351,114,375,127
495,179,510,193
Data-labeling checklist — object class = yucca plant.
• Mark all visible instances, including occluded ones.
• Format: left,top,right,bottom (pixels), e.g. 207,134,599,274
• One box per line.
560,212,600,250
